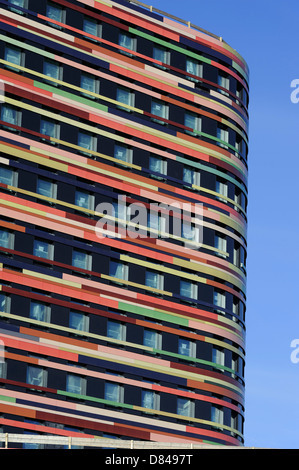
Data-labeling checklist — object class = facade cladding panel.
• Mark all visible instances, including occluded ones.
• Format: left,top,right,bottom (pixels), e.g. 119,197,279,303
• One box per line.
0,0,249,447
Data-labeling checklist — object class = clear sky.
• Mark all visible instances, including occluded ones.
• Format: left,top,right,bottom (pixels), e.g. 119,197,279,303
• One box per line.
146,0,299,449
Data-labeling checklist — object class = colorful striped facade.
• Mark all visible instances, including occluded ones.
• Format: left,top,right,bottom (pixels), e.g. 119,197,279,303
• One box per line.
0,0,249,447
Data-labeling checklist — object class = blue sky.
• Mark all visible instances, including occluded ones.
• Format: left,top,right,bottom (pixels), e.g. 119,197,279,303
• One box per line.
147,0,299,448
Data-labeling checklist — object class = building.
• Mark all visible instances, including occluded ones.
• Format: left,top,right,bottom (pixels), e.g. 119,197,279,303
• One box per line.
0,0,249,447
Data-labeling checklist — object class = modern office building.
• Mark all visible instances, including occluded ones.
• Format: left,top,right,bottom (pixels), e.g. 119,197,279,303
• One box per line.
0,0,249,447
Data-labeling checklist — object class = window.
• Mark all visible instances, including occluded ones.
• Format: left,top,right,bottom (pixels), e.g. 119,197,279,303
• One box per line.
83,17,101,40
216,178,228,203
105,382,123,402
4,45,23,71
178,338,196,358
215,232,227,258
77,131,96,155
116,87,134,112
43,59,62,84
217,125,229,149
114,143,132,163
180,280,197,300
46,2,65,29
36,177,57,199
0,229,14,250
75,189,94,210
151,100,168,124
234,187,246,212
186,58,203,82
184,111,201,136
7,0,27,14
213,289,226,313
109,260,128,281
181,220,200,247
212,347,225,371
231,353,244,379
66,374,86,395
145,270,164,291
141,390,159,410
0,293,10,313
147,211,166,237
177,397,194,417
153,45,170,69
72,249,92,271
118,32,136,56
143,329,161,349
33,239,53,260
29,301,50,322
27,365,47,387
183,165,200,188
211,405,224,427
80,72,99,98
107,320,126,341
40,118,59,141
69,311,89,332
1,104,21,128
233,243,246,270
218,72,230,96
0,166,17,186
149,155,167,177
233,297,245,322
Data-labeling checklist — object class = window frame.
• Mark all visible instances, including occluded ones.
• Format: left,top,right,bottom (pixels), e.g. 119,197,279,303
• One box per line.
151,99,169,125
107,319,126,341
72,248,92,271
0,229,14,250
29,300,51,323
33,238,54,261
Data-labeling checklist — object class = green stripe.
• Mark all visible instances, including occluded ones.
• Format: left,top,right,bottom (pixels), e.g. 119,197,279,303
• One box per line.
129,28,211,65
35,81,109,113
0,395,16,403
118,301,189,327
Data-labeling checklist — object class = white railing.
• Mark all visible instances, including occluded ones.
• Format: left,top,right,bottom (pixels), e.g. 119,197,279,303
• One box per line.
0,434,243,449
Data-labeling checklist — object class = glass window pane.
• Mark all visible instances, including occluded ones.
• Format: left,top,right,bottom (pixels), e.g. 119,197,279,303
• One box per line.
27,366,45,386
69,311,88,331
37,178,55,198
0,230,11,249
81,73,97,93
0,294,9,312
114,144,130,162
5,46,21,66
47,4,63,22
83,18,98,36
153,46,166,62
142,390,155,409
0,167,13,185
75,190,90,209
109,261,126,279
143,330,158,348
78,132,93,150
177,397,192,416
119,33,133,50
30,301,49,322
151,100,166,118
1,105,18,125
66,374,84,394
44,60,60,80
107,320,123,340
105,382,121,402
33,240,52,259
178,338,194,357
72,249,89,269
